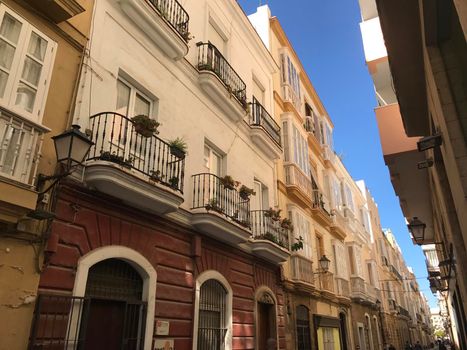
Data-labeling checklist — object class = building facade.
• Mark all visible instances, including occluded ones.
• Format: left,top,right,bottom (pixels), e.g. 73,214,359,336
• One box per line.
0,0,92,348
358,0,467,349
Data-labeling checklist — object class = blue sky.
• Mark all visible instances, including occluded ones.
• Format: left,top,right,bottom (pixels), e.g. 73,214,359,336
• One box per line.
238,0,436,307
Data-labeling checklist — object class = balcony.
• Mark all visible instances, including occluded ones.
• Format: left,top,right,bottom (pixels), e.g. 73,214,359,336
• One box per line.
118,0,189,60
290,255,315,290
85,112,185,215
350,276,366,301
398,306,411,318
281,83,301,112
0,109,47,223
319,272,335,295
388,298,397,312
197,43,247,122
330,209,347,240
304,116,322,154
335,277,351,303
23,0,85,23
311,190,332,227
191,173,251,246
390,265,403,281
284,163,313,206
248,98,282,159
250,210,290,264
365,283,378,303
322,145,337,169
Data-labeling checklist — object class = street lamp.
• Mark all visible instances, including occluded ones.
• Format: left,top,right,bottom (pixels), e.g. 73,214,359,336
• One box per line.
52,125,94,170
407,217,426,244
35,125,94,193
319,255,331,273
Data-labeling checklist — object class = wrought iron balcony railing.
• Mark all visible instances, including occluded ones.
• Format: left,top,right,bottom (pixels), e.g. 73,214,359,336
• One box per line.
390,265,403,281
147,0,189,40
87,112,185,192
0,108,45,186
197,42,247,107
312,189,331,215
291,255,314,285
398,306,410,318
249,97,281,146
28,294,146,349
191,173,250,228
250,210,289,248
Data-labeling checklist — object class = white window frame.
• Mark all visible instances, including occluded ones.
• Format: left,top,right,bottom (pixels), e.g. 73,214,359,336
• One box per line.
203,142,223,176
193,270,233,350
0,4,56,122
116,76,154,119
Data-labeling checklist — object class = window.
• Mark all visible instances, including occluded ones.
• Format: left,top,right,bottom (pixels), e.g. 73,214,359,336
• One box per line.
348,245,362,277
315,235,324,259
252,180,269,211
292,125,309,174
280,52,301,109
203,143,223,176
116,78,152,118
290,209,312,259
197,279,228,350
208,20,226,55
343,184,355,212
0,5,56,120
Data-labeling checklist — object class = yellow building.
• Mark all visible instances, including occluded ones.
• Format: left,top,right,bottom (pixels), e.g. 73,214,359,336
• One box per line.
0,1,92,348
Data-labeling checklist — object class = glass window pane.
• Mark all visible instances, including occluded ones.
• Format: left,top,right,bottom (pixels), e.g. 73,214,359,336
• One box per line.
0,39,15,70
203,145,210,169
0,13,22,44
134,93,150,117
0,70,8,97
116,80,130,115
15,82,36,112
21,57,42,86
27,32,47,61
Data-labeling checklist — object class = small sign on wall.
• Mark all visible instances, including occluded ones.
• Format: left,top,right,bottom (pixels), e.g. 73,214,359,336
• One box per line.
155,320,170,335
154,339,174,350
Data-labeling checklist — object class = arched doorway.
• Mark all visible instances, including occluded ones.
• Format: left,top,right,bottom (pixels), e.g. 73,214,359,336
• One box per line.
83,258,146,350
296,305,311,350
339,312,348,350
256,290,277,350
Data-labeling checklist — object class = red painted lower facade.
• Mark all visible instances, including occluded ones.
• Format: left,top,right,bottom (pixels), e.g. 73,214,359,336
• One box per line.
34,184,286,350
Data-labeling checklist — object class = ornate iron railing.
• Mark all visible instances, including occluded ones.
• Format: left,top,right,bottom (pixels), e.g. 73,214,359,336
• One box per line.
312,189,331,215
0,107,45,186
28,294,146,349
87,112,185,193
147,0,189,40
291,255,314,285
390,264,403,281
398,306,411,318
250,210,289,248
191,173,250,228
249,97,281,146
197,42,247,107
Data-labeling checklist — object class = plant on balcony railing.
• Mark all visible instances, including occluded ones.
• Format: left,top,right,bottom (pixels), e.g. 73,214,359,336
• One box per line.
249,97,281,146
147,0,190,41
264,207,281,221
131,114,160,137
312,189,330,216
281,218,293,231
88,112,185,192
291,236,304,252
239,185,256,200
192,173,250,228
250,210,290,249
168,137,187,159
197,42,247,109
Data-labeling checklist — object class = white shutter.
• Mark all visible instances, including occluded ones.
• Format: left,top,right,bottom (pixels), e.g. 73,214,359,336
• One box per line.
354,246,363,277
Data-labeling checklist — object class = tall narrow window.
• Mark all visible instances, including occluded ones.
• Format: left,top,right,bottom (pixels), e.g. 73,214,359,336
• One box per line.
0,5,56,120
296,305,311,350
198,279,227,350
203,144,222,176
252,180,268,211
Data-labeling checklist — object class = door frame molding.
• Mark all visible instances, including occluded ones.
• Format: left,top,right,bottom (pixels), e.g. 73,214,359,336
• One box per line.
72,246,157,350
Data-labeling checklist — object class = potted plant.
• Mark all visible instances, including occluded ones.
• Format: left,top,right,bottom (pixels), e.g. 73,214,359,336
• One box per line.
168,137,187,159
99,151,133,169
281,218,293,232
264,208,281,221
260,232,279,245
168,176,179,189
291,236,304,252
149,170,162,182
131,115,160,137
239,185,255,200
220,175,238,190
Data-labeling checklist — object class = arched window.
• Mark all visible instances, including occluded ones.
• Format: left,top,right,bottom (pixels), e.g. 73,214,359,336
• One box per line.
198,279,228,349
296,305,311,350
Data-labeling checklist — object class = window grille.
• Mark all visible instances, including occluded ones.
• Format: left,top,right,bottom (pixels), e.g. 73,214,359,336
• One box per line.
197,279,228,350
